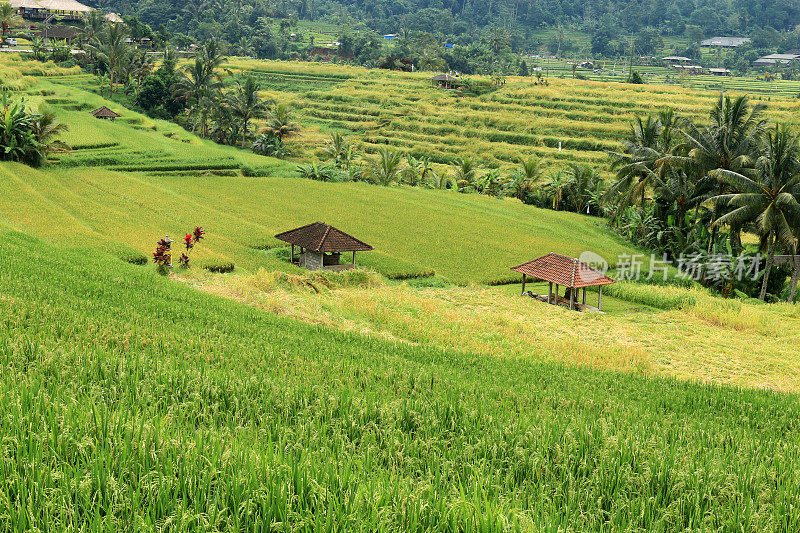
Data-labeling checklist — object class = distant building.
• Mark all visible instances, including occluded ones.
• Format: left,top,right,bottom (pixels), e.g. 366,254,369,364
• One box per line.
662,56,692,67
672,65,705,74
701,37,751,48
31,25,80,43
10,0,93,21
708,68,732,76
753,53,800,66
104,12,123,23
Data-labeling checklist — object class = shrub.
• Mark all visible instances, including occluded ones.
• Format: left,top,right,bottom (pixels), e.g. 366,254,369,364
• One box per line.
203,261,235,273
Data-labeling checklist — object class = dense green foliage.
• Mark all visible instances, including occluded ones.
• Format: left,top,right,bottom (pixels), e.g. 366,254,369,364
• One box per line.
0,92,67,167
108,0,800,42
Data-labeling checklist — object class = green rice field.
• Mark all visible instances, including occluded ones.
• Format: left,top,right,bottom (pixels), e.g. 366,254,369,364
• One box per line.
215,59,800,175
2,54,800,530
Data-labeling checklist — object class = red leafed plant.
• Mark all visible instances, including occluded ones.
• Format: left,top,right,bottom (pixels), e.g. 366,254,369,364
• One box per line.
153,227,205,273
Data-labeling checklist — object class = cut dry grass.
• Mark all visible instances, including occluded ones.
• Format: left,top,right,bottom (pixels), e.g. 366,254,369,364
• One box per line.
188,269,800,393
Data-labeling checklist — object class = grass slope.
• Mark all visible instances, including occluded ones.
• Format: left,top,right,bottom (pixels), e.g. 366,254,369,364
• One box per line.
1,230,799,530
0,56,641,283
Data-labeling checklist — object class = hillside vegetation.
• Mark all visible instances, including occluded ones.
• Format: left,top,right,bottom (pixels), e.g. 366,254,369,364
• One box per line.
1,57,640,283
2,231,800,530
223,60,800,174
3,54,800,529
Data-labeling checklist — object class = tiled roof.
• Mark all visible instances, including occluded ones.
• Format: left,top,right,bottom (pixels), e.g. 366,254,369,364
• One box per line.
510,253,615,288
90,106,120,118
275,222,373,252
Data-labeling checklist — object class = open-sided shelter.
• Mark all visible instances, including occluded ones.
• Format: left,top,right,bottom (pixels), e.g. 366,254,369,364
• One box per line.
429,73,459,89
275,222,373,271
511,252,615,311
90,106,121,121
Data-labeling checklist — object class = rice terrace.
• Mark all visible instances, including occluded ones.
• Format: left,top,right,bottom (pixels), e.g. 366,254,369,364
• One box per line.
2,0,800,530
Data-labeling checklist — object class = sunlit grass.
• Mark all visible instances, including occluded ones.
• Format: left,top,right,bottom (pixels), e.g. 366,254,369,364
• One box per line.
1,231,800,529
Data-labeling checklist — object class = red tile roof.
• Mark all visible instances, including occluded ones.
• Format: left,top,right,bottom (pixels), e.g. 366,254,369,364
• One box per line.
511,253,615,288
275,222,373,252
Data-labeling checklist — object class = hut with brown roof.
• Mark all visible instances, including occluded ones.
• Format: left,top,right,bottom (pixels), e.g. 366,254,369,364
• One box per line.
511,252,615,311
90,106,120,121
275,222,373,271
429,73,460,89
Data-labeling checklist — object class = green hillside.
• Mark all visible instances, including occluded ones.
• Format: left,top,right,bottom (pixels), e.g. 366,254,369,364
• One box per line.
1,64,639,284
3,54,800,529
2,231,799,530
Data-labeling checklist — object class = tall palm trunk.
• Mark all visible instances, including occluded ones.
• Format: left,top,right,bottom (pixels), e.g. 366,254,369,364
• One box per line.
759,231,775,301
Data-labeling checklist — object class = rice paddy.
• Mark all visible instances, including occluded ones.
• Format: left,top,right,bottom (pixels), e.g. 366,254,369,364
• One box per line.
219,58,800,175
2,54,800,529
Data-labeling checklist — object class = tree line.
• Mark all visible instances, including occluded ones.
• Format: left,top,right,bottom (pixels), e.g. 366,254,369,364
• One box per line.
107,0,799,43
58,15,300,155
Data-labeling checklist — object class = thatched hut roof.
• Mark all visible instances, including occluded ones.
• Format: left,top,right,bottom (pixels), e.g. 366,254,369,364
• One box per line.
90,106,121,118
11,0,93,12
428,73,459,82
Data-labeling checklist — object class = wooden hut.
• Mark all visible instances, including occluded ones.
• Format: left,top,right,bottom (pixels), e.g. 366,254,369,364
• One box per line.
275,222,373,271
429,73,459,89
511,252,615,311
90,106,121,121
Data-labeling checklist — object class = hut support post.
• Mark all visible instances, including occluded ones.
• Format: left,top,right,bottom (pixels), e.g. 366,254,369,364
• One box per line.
548,282,553,304
582,287,586,305
569,288,575,310
521,274,526,296
598,286,603,311
352,251,356,266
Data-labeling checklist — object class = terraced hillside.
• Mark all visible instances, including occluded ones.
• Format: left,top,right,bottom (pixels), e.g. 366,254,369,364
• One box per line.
224,59,800,173
1,57,638,284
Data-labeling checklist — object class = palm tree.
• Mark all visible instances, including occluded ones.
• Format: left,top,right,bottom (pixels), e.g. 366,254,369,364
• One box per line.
542,170,570,210
79,9,105,53
453,157,477,192
198,38,225,77
232,37,253,57
324,132,353,169
174,58,220,136
606,111,674,215
505,157,542,200
677,94,766,253
566,164,602,214
710,125,800,301
127,51,154,94
29,110,69,166
225,76,271,148
263,104,298,145
89,23,133,95
0,2,22,46
370,146,403,186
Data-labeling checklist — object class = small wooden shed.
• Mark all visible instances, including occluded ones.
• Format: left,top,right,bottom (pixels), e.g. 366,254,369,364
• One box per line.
90,106,121,121
275,222,373,271
511,252,616,311
429,73,459,89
